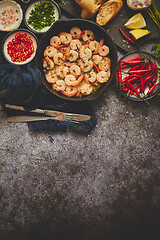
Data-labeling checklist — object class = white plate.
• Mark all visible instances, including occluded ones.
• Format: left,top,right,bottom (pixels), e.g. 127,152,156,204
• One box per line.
0,0,23,31
25,0,61,34
3,29,38,65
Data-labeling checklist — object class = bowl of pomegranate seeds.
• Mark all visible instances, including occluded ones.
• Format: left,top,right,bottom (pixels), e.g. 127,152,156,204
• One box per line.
116,51,160,101
2,29,38,65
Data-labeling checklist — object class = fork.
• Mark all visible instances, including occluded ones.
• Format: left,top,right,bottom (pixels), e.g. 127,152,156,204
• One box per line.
53,113,80,123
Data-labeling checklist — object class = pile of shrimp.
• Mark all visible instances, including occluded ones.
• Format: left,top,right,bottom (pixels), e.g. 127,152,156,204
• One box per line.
43,27,111,97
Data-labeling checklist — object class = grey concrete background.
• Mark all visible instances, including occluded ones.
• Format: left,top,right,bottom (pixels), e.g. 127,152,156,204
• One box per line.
0,75,160,240
0,11,160,240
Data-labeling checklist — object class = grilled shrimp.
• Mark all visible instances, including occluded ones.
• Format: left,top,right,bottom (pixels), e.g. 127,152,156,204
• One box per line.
97,70,110,83
79,45,92,60
43,56,54,69
53,80,66,91
50,36,61,47
70,27,82,39
70,65,81,77
78,59,93,72
53,53,64,65
78,82,93,95
45,71,58,83
98,44,109,57
67,50,78,62
82,30,94,42
89,41,99,52
92,55,103,65
65,75,83,86
99,57,111,71
59,32,72,44
56,65,69,79
44,46,57,58
60,86,78,97
70,39,82,50
85,71,97,83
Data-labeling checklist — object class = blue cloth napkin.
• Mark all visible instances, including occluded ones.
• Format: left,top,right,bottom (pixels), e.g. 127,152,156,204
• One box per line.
0,50,97,133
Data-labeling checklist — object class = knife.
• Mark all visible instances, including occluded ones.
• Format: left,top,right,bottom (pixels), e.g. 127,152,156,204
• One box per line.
8,115,62,123
5,104,91,121
7,115,81,123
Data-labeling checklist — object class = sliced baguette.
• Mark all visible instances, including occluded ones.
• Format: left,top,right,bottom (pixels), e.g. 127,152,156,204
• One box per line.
96,0,124,26
75,0,101,14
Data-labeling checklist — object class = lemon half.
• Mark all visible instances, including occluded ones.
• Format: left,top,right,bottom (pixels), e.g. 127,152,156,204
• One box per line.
124,13,146,29
129,29,151,40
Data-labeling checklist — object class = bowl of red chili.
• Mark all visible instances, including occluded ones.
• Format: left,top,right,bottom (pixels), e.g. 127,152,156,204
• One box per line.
2,29,38,65
116,51,160,101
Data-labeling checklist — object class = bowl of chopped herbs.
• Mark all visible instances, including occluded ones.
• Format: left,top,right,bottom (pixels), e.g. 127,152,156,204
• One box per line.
24,0,61,34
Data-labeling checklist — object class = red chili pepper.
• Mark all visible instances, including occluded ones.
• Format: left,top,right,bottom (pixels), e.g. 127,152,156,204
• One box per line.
130,64,142,71
125,79,140,95
137,73,145,91
127,89,131,95
122,74,139,84
154,61,158,69
123,57,143,62
78,30,85,39
129,65,155,75
118,59,122,83
93,63,99,72
145,62,150,69
148,83,159,94
139,63,146,70
121,64,132,69
121,87,129,92
119,27,134,44
152,73,158,83
122,60,144,65
135,83,140,90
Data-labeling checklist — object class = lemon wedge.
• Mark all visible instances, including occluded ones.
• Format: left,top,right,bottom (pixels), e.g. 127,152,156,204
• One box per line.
129,29,151,40
124,13,146,29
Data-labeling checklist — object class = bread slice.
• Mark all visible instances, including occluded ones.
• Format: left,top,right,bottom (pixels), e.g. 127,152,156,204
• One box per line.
75,0,101,14
96,0,124,26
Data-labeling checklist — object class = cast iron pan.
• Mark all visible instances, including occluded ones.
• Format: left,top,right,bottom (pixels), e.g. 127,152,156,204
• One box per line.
36,19,117,101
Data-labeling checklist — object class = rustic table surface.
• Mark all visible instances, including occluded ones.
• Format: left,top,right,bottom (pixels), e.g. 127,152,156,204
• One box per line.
0,3,160,240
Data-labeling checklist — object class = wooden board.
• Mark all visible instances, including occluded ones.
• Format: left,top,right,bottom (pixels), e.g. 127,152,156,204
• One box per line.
55,0,160,52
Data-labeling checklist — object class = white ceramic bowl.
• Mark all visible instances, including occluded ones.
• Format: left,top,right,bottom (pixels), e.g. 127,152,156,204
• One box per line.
25,0,61,34
3,29,38,65
0,0,23,31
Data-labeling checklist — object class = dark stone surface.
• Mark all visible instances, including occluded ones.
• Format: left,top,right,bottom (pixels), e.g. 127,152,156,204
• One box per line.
0,78,160,240
0,8,160,240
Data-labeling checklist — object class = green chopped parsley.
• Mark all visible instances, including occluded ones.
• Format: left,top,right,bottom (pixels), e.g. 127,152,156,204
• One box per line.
27,1,55,31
